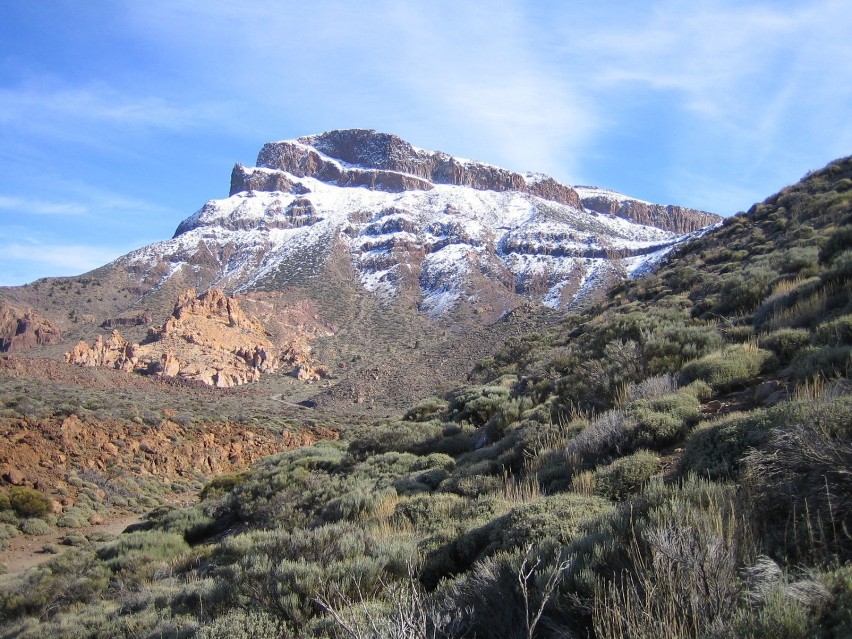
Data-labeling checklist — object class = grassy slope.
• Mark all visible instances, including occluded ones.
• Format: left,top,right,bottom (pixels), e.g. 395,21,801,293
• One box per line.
1,158,851,638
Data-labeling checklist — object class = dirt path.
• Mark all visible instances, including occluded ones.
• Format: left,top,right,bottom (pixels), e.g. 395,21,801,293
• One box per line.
0,513,145,582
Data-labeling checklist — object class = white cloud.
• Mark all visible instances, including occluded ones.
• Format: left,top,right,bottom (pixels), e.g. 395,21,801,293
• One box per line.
0,240,127,285
0,196,87,216
0,188,177,222
0,81,236,160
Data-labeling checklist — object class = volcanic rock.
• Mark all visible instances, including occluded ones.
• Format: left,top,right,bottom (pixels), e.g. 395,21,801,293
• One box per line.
0,302,61,352
64,288,327,387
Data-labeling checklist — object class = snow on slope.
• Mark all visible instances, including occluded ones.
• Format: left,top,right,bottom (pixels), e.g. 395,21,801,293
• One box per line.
120,166,690,316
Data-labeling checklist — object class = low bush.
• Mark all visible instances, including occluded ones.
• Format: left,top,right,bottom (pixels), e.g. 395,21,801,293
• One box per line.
6,486,52,518
458,493,612,566
679,345,775,391
0,549,110,621
97,530,189,577
791,345,852,380
678,409,773,480
198,609,283,639
593,450,661,501
18,518,53,536
580,477,753,638
404,397,448,422
760,327,812,361
743,396,852,560
224,523,414,628
60,532,89,547
146,505,217,542
628,389,702,449
814,314,852,346
347,420,444,457
56,506,92,528
199,472,247,501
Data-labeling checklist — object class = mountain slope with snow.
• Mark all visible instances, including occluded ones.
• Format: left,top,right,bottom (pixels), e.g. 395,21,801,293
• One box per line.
120,129,719,317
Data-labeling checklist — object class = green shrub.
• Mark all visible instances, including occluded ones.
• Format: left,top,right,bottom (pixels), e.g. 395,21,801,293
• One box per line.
404,397,448,422
678,409,773,480
7,486,52,518
321,488,397,523
579,477,750,637
780,246,820,275
199,472,247,500
198,610,284,639
628,389,702,449
225,523,414,628
146,505,217,542
791,345,852,380
18,518,53,536
593,450,661,501
824,249,852,282
814,314,852,346
680,345,775,391
0,548,110,621
60,532,89,547
97,530,189,575
682,379,713,401
715,267,775,314
643,324,724,374
724,325,756,343
743,396,852,560
0,522,18,541
56,507,92,528
0,492,10,511
347,420,444,457
459,493,612,564
761,328,812,360
449,385,512,427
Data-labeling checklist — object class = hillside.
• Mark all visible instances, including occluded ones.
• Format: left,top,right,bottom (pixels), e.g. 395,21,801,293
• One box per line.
0,157,849,638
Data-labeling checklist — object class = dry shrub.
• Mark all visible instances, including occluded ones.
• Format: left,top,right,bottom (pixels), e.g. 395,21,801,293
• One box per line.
742,396,852,561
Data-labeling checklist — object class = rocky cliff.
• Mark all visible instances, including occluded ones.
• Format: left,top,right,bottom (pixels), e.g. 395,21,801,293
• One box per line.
231,129,582,208
575,186,721,234
65,288,329,387
0,302,61,352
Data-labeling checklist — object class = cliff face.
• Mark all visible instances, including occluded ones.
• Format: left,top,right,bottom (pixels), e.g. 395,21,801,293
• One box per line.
229,129,721,237
576,187,721,234
0,302,61,352
234,129,581,207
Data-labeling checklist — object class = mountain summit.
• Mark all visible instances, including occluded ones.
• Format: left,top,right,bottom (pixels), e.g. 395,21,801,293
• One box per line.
136,129,721,317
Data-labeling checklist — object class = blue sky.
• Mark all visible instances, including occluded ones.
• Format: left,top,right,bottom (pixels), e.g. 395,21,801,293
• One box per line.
1,0,850,286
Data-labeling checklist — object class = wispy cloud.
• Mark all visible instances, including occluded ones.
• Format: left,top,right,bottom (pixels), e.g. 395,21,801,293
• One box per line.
0,196,87,216
0,83,219,131
0,188,177,222
0,240,128,285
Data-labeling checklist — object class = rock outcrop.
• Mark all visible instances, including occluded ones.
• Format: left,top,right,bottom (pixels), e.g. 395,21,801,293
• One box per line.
235,129,582,207
65,289,329,387
64,330,137,371
0,302,61,352
576,187,721,234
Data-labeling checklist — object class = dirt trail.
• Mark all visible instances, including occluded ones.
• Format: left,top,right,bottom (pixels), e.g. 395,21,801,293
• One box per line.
0,513,144,582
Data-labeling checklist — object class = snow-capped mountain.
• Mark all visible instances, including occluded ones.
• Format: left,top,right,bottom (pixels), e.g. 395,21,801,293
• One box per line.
121,129,720,317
